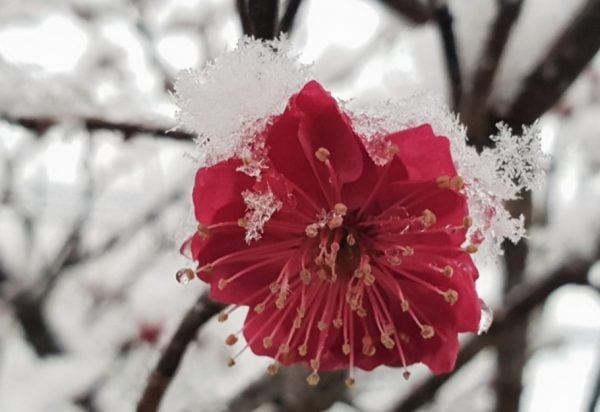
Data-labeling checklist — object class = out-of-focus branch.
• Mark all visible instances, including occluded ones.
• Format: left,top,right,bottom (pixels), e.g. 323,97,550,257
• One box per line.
461,0,524,145
378,0,432,24
226,366,348,412
248,0,278,39
236,0,253,36
588,358,600,412
137,292,224,412
505,0,600,125
3,116,193,141
429,0,462,109
390,247,595,412
278,0,304,34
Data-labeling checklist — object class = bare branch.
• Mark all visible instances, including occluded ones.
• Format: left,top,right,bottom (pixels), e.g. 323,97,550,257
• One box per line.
278,0,304,34
248,0,279,39
390,247,595,412
460,0,524,144
378,0,432,24
506,0,600,125
236,0,253,36
3,116,193,141
137,292,224,412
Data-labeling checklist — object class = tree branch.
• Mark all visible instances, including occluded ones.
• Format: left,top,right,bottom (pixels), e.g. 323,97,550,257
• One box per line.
390,248,594,412
460,0,524,144
505,0,600,125
3,116,193,141
278,0,304,34
378,0,432,24
137,292,224,412
248,0,279,40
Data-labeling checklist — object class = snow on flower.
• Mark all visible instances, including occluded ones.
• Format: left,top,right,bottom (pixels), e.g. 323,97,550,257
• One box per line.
174,37,546,384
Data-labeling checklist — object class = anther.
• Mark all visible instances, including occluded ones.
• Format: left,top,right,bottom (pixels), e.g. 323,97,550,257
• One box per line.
269,282,280,293
197,223,211,239
217,312,229,322
362,336,376,356
400,246,414,256
420,325,435,339
386,143,399,157
401,300,409,312
463,216,473,228
275,296,286,309
333,318,343,328
403,370,411,380
298,344,308,356
357,308,367,318
444,289,459,305
450,176,464,190
465,245,478,254
315,147,330,162
267,363,279,376
225,334,238,346
363,273,376,286
263,336,273,349
443,265,454,277
279,344,290,354
334,203,348,216
328,215,343,229
342,343,351,355
345,377,356,388
300,269,312,285
317,321,328,331
254,303,266,313
305,223,319,238
307,372,320,386
237,218,248,228
227,357,236,367
293,316,302,329
421,209,437,227
436,175,450,188
310,359,320,370
387,256,402,266
218,278,227,290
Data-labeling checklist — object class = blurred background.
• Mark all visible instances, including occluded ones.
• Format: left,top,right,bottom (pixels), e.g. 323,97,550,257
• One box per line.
0,0,599,411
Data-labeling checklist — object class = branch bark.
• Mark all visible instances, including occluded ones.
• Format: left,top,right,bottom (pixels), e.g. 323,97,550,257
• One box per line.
278,0,304,34
378,0,432,24
137,292,225,412
390,247,594,412
505,0,600,125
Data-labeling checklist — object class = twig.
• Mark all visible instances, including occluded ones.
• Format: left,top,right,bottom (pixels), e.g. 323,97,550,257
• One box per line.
588,357,600,412
389,248,594,412
3,116,193,141
278,0,304,34
248,0,278,40
505,0,600,125
460,0,524,145
378,0,432,24
137,292,224,412
429,0,462,109
236,0,253,36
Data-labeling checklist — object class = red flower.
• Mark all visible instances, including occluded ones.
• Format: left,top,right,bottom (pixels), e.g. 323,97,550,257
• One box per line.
184,81,481,385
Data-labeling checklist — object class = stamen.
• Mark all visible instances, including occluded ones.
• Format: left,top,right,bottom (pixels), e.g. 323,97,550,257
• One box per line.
225,334,238,346
436,175,450,188
420,325,435,339
334,203,348,216
267,363,279,376
315,147,330,162
463,216,473,228
197,223,211,239
465,245,478,254
307,372,320,386
421,209,437,227
227,358,236,367
403,370,411,380
175,268,195,284
443,289,459,305
305,223,319,238
345,377,356,388
449,176,464,190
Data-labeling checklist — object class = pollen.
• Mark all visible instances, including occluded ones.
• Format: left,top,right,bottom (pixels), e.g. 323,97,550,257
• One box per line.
267,363,279,375
328,215,343,229
225,334,238,346
463,216,473,228
269,282,280,293
465,245,478,254
443,265,454,277
227,358,236,367
300,269,312,285
263,336,273,349
315,147,330,162
450,176,464,190
254,303,266,313
305,223,319,238
403,370,411,380
345,377,356,388
217,312,229,322
421,209,437,227
420,325,435,339
298,344,308,356
334,203,348,216
444,289,459,305
307,372,320,386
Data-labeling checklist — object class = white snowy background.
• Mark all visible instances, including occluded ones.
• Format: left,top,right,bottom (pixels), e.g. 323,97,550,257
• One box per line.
0,0,599,411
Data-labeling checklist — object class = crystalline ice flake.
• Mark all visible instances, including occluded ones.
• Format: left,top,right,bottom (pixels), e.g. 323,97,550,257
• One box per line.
242,189,283,244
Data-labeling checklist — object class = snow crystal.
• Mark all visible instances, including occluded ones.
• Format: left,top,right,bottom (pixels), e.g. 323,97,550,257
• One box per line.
242,189,282,244
174,36,311,167
346,94,548,255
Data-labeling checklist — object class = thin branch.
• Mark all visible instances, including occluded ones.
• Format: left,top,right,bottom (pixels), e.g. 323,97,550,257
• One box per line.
460,0,524,145
505,0,600,125
3,116,193,141
137,292,225,412
588,357,600,412
278,0,304,34
390,248,594,412
248,0,279,40
430,1,462,109
378,0,432,24
236,0,253,36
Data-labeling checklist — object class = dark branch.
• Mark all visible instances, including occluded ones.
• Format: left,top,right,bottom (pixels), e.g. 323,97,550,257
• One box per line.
378,0,432,24
390,249,594,412
460,0,524,145
236,0,253,36
137,292,224,412
430,1,462,109
248,0,279,39
3,116,193,141
506,0,600,124
588,357,600,412
278,0,304,34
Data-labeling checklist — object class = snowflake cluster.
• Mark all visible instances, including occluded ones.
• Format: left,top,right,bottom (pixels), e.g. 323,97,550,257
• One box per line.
242,188,283,244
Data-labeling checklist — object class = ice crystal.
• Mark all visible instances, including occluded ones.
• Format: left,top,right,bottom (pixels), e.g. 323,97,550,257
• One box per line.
174,36,311,168
242,189,283,243
346,95,547,254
